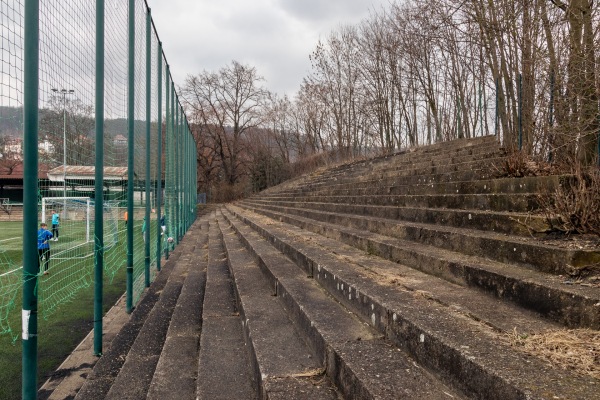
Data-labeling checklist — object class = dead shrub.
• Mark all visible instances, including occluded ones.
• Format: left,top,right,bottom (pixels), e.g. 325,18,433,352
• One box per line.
539,166,600,236
209,180,251,203
496,150,554,178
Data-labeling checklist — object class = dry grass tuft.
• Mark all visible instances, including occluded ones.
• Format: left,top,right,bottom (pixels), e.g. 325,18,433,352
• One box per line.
289,368,326,378
496,150,554,178
539,167,600,236
510,328,600,379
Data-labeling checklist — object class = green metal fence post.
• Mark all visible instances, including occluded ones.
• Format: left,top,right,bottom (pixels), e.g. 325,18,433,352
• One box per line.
164,65,170,260
189,125,194,226
178,106,181,236
181,109,186,233
182,128,186,231
186,133,189,228
126,0,135,313
193,126,197,219
94,0,105,356
185,130,189,230
22,0,40,397
144,7,151,288
178,109,183,235
169,82,177,244
192,130,198,219
190,124,194,226
182,126,186,231
191,132,195,221
156,43,163,271
175,100,180,244
180,107,185,235
186,130,190,229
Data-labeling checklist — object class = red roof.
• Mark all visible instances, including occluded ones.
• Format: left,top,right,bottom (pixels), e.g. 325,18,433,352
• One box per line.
0,161,50,180
47,166,128,181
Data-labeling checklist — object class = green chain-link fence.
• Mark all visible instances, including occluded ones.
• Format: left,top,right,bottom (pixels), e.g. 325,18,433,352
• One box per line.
0,1,197,397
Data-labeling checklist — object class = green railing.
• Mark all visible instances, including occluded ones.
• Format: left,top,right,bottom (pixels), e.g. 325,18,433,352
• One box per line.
0,1,197,398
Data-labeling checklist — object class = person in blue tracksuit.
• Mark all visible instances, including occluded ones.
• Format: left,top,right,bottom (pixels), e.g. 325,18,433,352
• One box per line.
38,222,53,274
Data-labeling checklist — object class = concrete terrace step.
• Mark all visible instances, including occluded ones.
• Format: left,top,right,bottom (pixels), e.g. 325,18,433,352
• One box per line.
263,175,564,200
303,167,506,195
306,157,505,190
340,149,504,180
233,203,600,329
74,233,188,399
273,136,502,192
246,196,550,239
196,215,256,400
302,138,501,174
306,149,503,187
219,209,466,399
217,215,341,399
223,206,600,399
146,219,209,400
260,192,541,213
274,151,507,194
319,135,501,179
102,244,195,399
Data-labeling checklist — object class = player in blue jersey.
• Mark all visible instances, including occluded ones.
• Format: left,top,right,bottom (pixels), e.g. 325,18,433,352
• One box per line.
37,222,53,274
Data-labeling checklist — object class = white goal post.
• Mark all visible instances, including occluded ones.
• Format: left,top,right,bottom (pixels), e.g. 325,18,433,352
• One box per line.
41,197,91,242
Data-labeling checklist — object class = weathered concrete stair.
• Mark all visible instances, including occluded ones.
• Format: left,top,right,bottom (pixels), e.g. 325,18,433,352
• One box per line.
229,135,599,397
217,214,341,399
223,205,599,399
218,209,465,399
75,233,189,399
194,216,256,400
260,136,502,197
59,136,598,400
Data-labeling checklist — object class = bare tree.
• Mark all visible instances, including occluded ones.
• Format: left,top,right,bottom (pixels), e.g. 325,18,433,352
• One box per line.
181,61,270,186
308,26,364,157
40,96,95,167
550,0,598,165
0,135,22,175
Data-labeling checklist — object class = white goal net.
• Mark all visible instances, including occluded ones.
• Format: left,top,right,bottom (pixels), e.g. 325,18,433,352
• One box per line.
41,197,120,246
42,197,91,242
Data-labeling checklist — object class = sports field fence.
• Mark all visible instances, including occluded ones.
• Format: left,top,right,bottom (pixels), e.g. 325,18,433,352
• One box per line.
0,1,197,397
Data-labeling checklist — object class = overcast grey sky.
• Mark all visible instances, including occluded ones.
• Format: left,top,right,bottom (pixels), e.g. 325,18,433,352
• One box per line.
149,0,390,97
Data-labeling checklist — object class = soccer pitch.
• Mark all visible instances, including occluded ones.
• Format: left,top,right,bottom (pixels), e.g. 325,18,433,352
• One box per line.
0,220,138,399
0,213,163,398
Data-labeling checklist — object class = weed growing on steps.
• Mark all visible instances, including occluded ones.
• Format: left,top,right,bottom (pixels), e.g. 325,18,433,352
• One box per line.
540,166,600,236
495,150,555,178
497,150,600,236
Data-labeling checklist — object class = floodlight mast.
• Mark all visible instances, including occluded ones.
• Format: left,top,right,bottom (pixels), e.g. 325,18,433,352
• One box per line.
51,88,75,215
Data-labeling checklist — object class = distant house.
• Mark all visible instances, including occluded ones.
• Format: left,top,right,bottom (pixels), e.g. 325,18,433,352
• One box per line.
38,138,54,154
113,134,127,146
0,136,23,160
0,136,51,159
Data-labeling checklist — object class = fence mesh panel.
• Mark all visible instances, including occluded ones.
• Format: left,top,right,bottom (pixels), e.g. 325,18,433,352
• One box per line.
0,0,196,341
